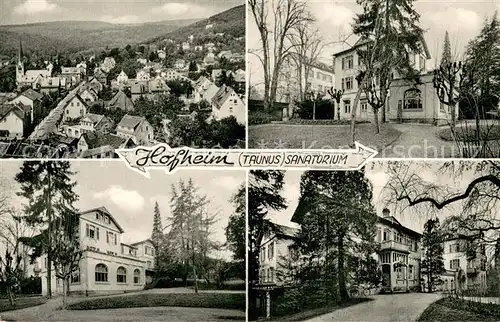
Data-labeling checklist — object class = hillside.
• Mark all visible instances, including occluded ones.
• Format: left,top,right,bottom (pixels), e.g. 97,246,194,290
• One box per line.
146,4,245,46
0,19,198,58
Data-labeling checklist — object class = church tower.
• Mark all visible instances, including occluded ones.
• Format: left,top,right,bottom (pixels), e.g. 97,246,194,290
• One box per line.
16,39,25,85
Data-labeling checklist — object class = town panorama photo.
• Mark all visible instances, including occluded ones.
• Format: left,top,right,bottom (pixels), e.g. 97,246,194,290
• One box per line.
0,0,246,158
248,0,500,158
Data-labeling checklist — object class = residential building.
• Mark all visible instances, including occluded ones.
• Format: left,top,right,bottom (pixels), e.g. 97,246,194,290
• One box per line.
93,69,108,86
116,115,154,145
0,103,29,138
375,208,422,293
37,77,64,95
76,61,87,75
108,90,134,111
218,51,232,59
332,36,458,124
63,94,87,121
116,71,129,85
136,70,151,83
79,87,98,103
174,59,186,70
149,78,170,97
211,85,245,124
9,88,43,123
80,113,114,133
77,132,135,158
193,77,219,103
157,50,166,60
182,42,190,51
61,67,84,86
101,57,116,73
425,233,487,293
203,53,216,67
34,207,155,295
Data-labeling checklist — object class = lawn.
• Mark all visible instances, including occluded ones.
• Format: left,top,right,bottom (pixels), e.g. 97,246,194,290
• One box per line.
66,292,245,311
248,123,401,150
418,297,500,322
0,296,47,313
437,124,500,142
270,298,372,321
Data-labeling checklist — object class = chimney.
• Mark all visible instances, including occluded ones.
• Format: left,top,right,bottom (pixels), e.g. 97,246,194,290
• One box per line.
382,208,390,218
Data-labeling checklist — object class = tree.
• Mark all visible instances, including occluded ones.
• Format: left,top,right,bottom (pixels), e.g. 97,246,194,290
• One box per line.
248,170,287,320
15,161,78,298
166,79,194,97
327,88,344,120
464,12,500,114
51,210,82,309
421,218,445,292
441,31,452,68
0,250,23,307
381,161,500,248
248,0,313,110
295,170,378,302
188,61,197,72
151,201,163,270
167,179,218,293
226,183,245,262
353,0,423,135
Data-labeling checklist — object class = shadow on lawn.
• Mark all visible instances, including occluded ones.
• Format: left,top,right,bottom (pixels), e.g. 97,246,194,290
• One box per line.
269,297,373,321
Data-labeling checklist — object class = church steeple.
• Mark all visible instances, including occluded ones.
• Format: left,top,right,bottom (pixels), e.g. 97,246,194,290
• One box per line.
18,38,24,63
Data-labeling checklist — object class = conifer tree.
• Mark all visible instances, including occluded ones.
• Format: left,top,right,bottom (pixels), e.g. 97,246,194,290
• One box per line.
151,201,163,269
441,31,452,68
15,161,78,298
421,218,445,292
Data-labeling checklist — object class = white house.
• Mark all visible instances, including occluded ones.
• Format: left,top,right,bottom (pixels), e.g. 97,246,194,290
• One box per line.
0,103,28,138
211,85,245,124
116,115,154,145
63,94,87,121
136,70,151,83
34,207,155,295
116,71,129,84
9,88,43,123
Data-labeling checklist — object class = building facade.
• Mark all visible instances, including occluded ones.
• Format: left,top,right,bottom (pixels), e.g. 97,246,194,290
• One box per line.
33,207,155,296
332,37,459,124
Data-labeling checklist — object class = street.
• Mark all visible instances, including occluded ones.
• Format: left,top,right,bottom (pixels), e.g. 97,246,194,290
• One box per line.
306,293,442,322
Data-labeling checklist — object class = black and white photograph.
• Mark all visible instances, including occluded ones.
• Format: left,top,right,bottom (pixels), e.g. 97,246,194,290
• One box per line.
248,162,500,321
0,0,246,159
248,0,500,158
0,160,245,321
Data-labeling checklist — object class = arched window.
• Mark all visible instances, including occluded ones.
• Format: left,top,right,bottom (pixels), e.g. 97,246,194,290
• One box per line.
117,266,127,283
134,269,140,284
95,264,108,282
403,89,422,110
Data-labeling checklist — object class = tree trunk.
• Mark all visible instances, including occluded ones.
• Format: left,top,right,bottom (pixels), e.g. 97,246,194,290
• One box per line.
338,232,348,302
350,87,364,147
7,286,15,307
193,261,199,293
373,108,380,134
62,278,68,309
337,100,341,121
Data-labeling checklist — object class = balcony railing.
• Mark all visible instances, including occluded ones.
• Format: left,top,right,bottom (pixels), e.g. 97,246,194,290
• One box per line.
380,241,410,253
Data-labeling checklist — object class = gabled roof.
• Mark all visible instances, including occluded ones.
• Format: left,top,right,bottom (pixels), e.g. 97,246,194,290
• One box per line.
108,90,134,111
211,85,236,109
0,103,27,121
80,132,129,150
79,206,125,233
64,94,87,109
149,79,170,92
118,114,146,130
82,113,105,125
131,83,149,95
131,238,154,246
21,88,43,101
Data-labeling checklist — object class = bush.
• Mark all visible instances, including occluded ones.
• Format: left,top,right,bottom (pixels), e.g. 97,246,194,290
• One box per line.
295,99,334,120
0,130,9,137
437,125,500,142
66,292,245,311
248,110,278,125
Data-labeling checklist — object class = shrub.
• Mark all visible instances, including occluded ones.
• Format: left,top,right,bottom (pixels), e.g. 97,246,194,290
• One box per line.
295,99,334,120
283,119,370,125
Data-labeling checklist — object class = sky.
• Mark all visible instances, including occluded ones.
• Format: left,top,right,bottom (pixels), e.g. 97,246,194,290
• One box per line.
0,160,245,261
248,0,500,87
267,161,486,235
0,0,243,25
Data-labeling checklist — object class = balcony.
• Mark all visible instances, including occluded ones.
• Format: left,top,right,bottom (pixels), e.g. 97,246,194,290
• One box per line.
380,241,410,253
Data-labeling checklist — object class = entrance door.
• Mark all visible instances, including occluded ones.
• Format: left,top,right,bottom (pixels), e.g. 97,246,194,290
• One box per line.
381,264,391,288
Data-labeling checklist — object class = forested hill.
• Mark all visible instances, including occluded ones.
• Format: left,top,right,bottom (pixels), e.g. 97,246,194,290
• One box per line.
146,4,245,45
0,19,198,59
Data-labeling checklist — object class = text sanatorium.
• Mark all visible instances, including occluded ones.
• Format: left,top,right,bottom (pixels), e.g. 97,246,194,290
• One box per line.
241,153,348,166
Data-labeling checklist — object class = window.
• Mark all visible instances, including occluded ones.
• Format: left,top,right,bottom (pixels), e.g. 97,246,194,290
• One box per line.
342,77,353,90
134,269,140,284
403,89,422,110
361,100,368,112
268,242,274,260
95,264,108,282
449,243,460,253
396,267,403,279
342,55,354,70
343,100,351,114
450,259,460,269
409,265,414,280
44,257,47,268
86,224,96,239
261,246,266,262
71,102,74,107
377,228,381,242
107,232,114,244
71,270,80,284
383,229,389,241
117,266,127,283
229,107,233,113
269,267,275,282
